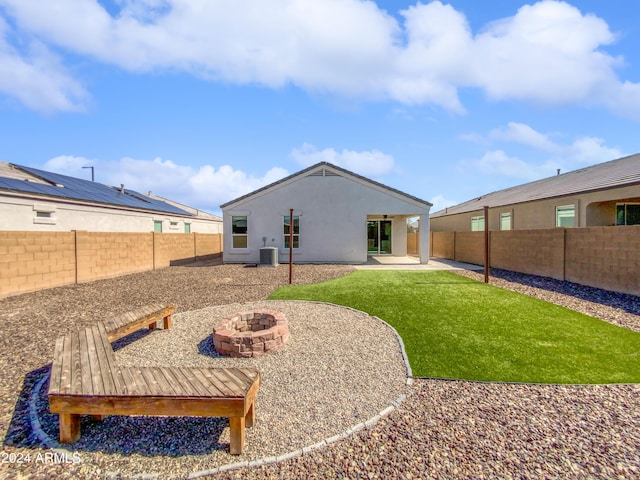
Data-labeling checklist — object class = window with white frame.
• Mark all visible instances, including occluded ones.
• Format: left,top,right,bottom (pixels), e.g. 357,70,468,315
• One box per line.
470,215,485,231
33,205,56,225
500,212,512,230
231,216,248,248
283,214,299,248
556,205,575,227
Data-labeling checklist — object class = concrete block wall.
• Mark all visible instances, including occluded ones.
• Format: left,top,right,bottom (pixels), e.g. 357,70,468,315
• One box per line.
407,232,418,256
453,232,484,265
75,231,154,283
0,231,76,296
1,231,223,298
430,231,455,259
153,232,171,270
490,229,565,280
565,226,640,296
430,226,639,296
166,233,197,265
196,232,222,260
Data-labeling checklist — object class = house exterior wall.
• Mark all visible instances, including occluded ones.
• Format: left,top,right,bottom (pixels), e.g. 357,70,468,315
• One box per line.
430,184,640,231
0,195,222,233
223,173,429,264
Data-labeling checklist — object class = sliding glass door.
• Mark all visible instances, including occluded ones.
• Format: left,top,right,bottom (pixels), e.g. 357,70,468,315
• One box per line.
367,220,392,254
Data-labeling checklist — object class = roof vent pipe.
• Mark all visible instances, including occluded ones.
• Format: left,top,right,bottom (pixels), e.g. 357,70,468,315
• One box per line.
120,184,125,193
557,169,561,175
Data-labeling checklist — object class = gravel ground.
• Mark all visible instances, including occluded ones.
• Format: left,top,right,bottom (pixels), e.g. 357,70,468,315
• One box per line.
1,260,639,479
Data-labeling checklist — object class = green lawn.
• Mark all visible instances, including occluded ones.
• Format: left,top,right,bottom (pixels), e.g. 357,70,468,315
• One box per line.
269,270,640,384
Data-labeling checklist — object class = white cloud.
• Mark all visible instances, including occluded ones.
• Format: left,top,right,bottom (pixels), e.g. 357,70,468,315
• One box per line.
470,2,620,105
1,0,639,117
462,121,625,180
567,136,623,164
476,121,624,164
430,194,458,213
470,150,560,180
290,142,395,177
489,122,561,153
0,18,87,113
44,155,94,173
41,155,288,213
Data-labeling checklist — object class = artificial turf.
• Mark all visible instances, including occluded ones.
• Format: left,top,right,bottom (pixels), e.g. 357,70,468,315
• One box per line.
269,270,640,384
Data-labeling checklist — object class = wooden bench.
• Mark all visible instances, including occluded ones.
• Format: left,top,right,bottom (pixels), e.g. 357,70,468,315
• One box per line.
103,303,175,342
48,309,260,455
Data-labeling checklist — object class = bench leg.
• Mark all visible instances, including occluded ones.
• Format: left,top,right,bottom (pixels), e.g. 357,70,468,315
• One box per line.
229,416,245,455
148,321,158,330
59,413,81,443
245,400,255,429
163,314,172,330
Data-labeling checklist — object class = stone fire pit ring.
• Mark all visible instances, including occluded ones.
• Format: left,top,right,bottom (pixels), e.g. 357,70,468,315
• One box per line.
213,310,289,358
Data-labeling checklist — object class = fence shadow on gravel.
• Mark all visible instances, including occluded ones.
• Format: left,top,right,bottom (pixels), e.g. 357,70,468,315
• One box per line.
489,269,640,317
5,365,238,457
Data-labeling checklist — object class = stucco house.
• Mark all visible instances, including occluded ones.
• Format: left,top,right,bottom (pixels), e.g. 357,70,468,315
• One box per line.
220,162,432,264
0,162,222,233
430,153,640,232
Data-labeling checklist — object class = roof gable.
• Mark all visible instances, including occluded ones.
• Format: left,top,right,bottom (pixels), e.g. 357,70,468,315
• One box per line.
220,162,432,209
431,153,640,218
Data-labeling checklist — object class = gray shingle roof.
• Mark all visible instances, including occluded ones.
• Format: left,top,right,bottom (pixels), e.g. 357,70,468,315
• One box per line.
0,163,193,216
431,153,640,218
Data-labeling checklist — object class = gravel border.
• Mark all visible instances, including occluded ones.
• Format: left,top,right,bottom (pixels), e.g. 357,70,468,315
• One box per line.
27,300,410,479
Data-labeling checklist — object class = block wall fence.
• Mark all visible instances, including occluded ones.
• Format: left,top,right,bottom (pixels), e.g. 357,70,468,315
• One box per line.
429,226,640,297
0,231,222,298
406,232,419,256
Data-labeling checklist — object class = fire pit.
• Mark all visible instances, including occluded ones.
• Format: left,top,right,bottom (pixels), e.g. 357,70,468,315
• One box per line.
213,310,289,358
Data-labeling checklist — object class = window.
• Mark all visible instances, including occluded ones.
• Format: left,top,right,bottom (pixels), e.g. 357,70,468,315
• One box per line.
184,223,191,233
33,206,56,225
556,205,575,227
283,215,300,248
616,203,640,226
169,221,179,230
470,216,485,231
500,212,512,231
232,216,248,248
153,220,163,232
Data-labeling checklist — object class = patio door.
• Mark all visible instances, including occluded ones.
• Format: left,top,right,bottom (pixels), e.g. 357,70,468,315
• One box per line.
367,220,392,255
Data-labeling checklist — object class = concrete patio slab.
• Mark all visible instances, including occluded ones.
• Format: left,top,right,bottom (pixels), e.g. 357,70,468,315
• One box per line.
356,256,483,271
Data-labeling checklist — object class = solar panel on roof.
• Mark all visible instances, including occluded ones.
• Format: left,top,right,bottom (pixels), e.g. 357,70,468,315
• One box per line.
2,165,193,216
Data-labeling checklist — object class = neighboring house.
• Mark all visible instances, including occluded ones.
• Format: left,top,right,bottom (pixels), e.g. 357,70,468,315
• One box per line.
430,153,640,232
0,162,222,233
220,161,432,264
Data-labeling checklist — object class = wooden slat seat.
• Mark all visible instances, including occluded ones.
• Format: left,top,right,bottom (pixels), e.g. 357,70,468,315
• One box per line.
49,308,260,455
103,303,175,342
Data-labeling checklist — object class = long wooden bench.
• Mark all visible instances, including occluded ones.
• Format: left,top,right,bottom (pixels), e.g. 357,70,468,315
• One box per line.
103,303,175,342
48,307,260,455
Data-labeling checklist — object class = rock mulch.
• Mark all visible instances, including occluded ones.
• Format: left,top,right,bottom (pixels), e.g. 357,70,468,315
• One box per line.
1,260,639,479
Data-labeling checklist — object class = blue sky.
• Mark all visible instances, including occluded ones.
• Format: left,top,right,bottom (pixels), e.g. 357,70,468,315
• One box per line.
1,0,638,215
